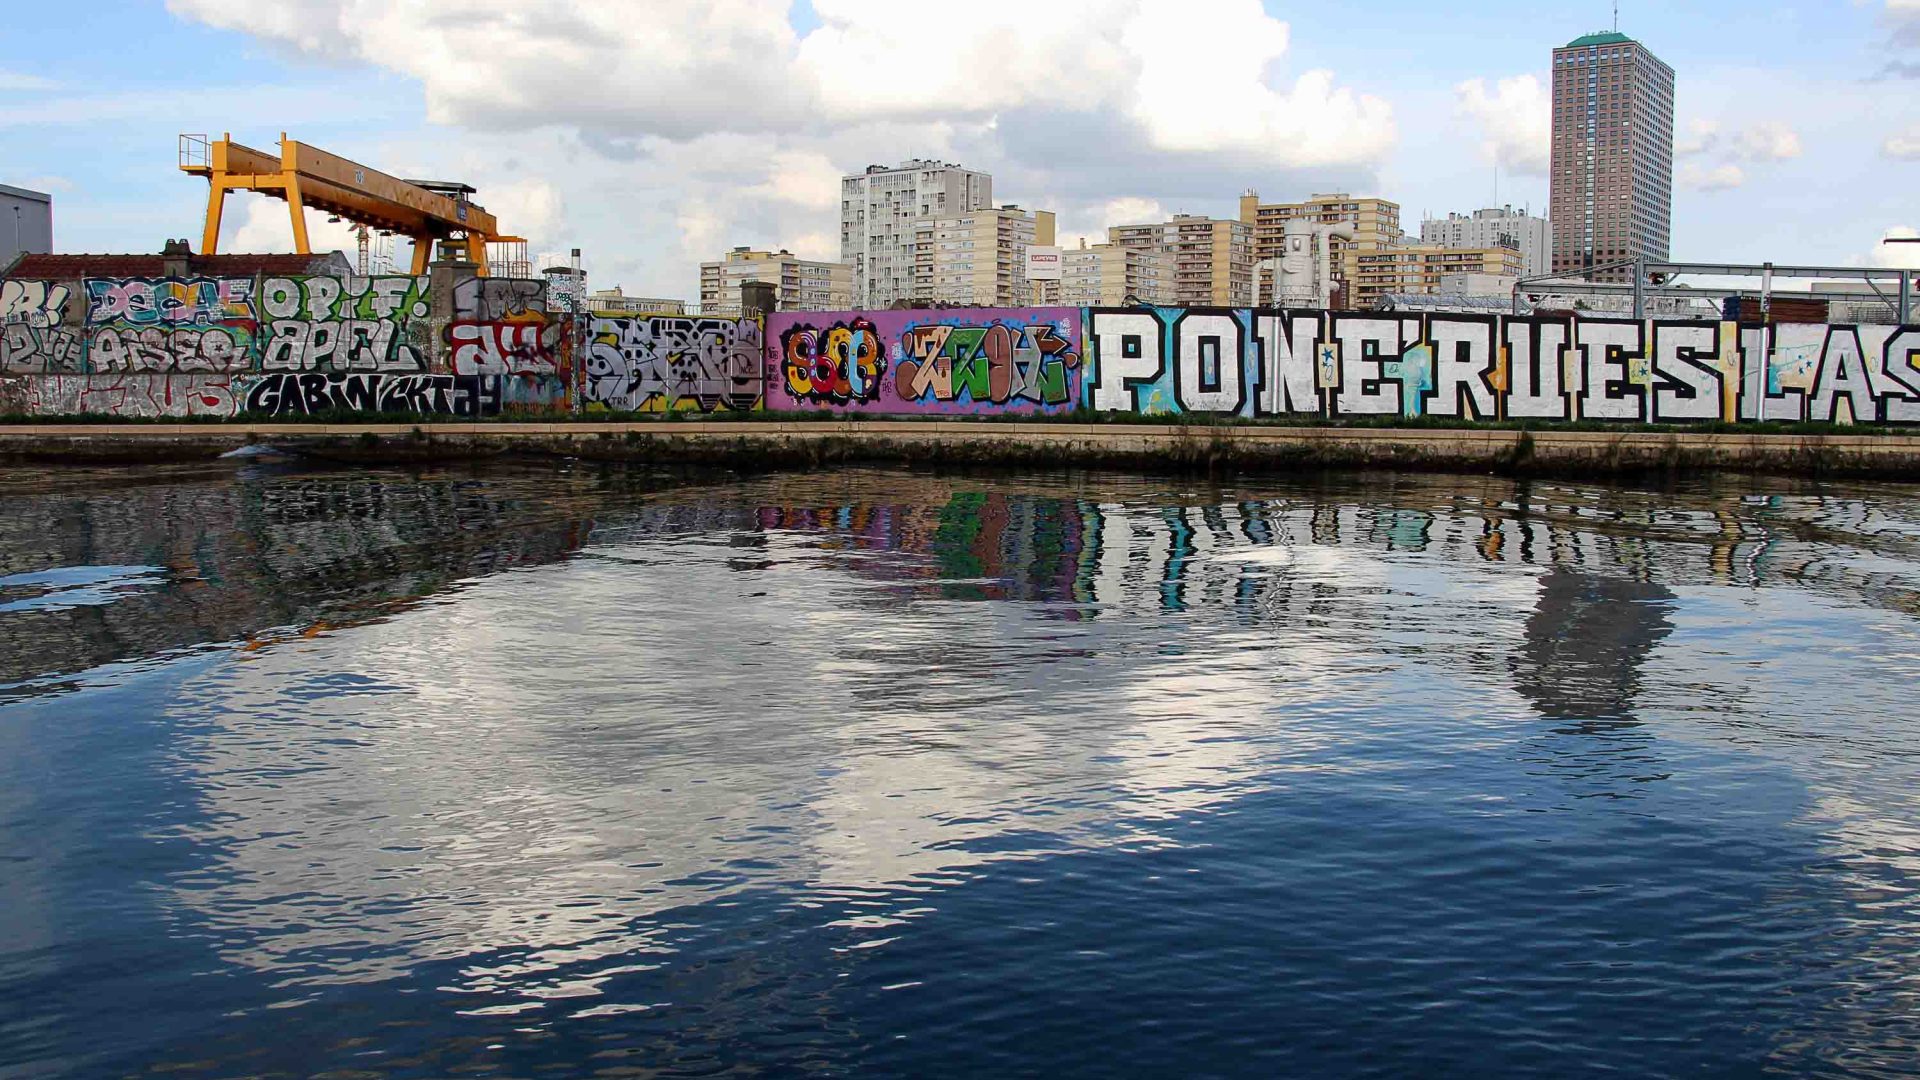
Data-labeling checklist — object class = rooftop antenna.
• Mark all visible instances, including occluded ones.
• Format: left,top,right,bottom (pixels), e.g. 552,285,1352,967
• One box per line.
1613,0,1619,31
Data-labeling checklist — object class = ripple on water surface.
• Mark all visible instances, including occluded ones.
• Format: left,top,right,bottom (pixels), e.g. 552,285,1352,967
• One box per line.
2,464,1920,1077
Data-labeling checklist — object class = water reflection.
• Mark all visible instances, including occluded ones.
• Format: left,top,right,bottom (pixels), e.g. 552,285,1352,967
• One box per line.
4,464,1920,1076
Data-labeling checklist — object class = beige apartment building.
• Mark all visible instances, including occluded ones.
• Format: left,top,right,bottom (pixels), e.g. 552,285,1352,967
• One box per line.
1350,245,1524,307
1238,190,1402,299
1061,241,1173,306
699,247,852,317
1109,214,1253,307
585,288,687,315
910,205,1055,307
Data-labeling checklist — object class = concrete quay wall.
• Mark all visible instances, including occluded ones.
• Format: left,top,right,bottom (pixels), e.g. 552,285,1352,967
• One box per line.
2,420,1919,479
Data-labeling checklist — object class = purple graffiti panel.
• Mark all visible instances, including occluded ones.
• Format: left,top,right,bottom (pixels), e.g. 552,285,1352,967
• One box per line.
763,307,1083,414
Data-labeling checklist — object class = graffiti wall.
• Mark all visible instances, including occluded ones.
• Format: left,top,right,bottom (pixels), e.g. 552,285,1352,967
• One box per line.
1,279,82,374
84,276,259,375
6,287,1917,428
448,277,570,383
259,275,429,372
1084,307,1920,425
0,272,569,418
764,308,1083,414
584,315,763,412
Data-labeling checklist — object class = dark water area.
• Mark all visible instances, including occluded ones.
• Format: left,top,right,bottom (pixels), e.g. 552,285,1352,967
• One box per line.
4,460,1920,1078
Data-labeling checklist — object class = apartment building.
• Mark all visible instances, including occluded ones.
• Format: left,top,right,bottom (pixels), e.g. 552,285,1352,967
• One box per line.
841,160,993,307
1110,214,1253,307
699,247,852,317
584,288,687,315
1351,245,1524,306
1419,205,1550,277
1238,190,1401,298
909,205,1055,307
1550,31,1675,279
1060,241,1173,306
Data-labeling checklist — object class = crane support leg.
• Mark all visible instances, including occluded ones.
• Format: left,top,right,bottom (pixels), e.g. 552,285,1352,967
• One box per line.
201,181,227,255
409,235,431,275
284,177,311,254
466,234,489,277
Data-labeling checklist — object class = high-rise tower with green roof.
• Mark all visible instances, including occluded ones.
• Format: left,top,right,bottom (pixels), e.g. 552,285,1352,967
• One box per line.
1549,30,1674,279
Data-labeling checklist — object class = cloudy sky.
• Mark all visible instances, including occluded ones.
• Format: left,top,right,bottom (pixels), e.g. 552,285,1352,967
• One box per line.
2,0,1916,298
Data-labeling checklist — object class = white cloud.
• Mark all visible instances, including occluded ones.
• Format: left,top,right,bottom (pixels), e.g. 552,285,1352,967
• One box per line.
799,0,1128,120
1676,119,1802,162
1454,74,1550,177
0,70,58,92
161,0,1401,299
743,150,844,210
1674,119,1717,157
1117,1,1393,165
1877,0,1920,76
163,0,1394,169
1097,197,1168,230
1885,124,1920,159
1888,0,1920,45
1679,162,1746,191
1727,122,1802,162
1672,118,1798,196
224,197,367,257
167,0,809,139
478,178,565,242
1870,226,1920,269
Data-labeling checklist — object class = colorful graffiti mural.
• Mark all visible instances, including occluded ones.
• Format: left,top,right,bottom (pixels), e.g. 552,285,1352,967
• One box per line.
258,275,430,372
83,276,259,375
764,308,1083,414
1085,307,1920,426
5,283,1919,428
0,270,569,417
1,279,82,374
584,316,762,412
3,373,240,418
446,276,567,382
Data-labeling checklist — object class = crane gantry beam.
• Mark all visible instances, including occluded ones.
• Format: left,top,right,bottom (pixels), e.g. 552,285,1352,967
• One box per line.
180,133,524,276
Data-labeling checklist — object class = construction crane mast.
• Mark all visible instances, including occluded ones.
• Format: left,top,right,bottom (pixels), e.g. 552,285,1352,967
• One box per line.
178,132,526,276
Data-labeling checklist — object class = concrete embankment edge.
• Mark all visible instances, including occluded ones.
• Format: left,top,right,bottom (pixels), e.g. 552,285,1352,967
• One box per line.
2,421,1918,479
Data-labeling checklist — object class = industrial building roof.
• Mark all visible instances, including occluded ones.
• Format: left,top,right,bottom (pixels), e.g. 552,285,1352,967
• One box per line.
5,251,351,279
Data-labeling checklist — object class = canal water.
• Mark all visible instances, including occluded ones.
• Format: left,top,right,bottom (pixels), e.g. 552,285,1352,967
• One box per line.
3,461,1920,1078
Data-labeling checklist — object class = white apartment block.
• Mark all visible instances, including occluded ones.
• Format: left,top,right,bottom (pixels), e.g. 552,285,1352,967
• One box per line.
1061,242,1173,306
1419,205,1551,278
841,160,992,307
699,247,852,317
909,205,1055,307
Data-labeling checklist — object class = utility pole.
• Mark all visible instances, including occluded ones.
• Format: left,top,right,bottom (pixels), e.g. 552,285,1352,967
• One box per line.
569,247,584,415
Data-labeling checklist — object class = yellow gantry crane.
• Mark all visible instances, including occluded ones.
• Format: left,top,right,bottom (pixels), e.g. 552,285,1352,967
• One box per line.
179,133,526,276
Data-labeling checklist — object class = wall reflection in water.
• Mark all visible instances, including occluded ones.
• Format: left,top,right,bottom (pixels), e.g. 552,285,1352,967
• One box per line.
5,464,1920,1076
